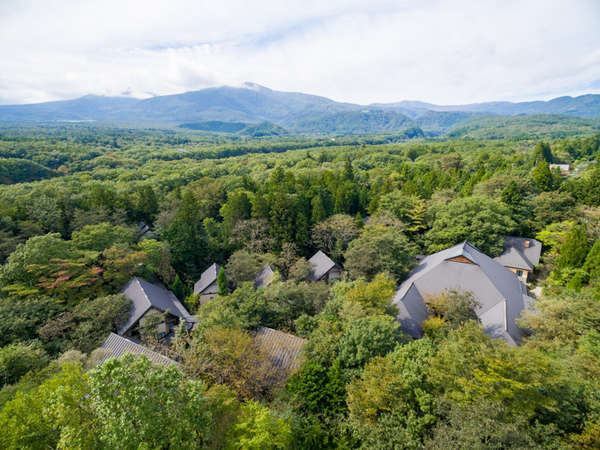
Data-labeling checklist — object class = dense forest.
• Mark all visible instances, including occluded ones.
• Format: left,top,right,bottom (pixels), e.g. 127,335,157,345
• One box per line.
0,123,599,449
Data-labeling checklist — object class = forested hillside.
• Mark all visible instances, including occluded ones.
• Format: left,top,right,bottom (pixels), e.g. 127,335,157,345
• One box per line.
0,124,599,448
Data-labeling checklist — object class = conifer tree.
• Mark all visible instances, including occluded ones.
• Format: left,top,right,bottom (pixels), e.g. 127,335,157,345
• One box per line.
558,224,590,268
269,192,294,248
354,212,364,229
583,239,600,282
217,267,229,296
171,274,185,300
532,160,554,192
342,159,354,181
532,142,553,165
165,191,207,279
311,195,327,224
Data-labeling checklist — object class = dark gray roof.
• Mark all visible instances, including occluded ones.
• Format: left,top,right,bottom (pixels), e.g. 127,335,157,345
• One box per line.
97,333,178,367
494,236,542,271
254,264,275,289
308,250,338,281
393,242,531,345
118,277,194,335
254,326,306,372
136,222,156,240
194,263,220,294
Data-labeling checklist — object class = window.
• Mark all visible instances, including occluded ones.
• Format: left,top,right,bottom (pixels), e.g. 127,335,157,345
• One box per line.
516,270,523,276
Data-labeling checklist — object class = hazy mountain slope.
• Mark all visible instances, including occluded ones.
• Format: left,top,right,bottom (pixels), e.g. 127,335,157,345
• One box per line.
447,114,600,139
414,111,475,134
1,84,600,134
377,94,600,118
292,110,417,134
0,95,138,122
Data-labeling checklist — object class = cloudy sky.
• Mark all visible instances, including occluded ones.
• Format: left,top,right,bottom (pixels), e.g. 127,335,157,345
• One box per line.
1,0,600,105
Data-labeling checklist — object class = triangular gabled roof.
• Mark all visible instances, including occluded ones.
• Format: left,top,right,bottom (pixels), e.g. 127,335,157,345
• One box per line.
494,236,542,271
254,264,275,289
393,241,530,345
98,333,178,368
193,263,220,294
118,277,194,335
308,250,338,281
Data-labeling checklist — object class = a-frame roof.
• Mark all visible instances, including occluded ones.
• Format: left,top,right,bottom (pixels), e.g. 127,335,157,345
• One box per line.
308,250,338,281
118,277,194,335
254,264,275,289
194,263,220,294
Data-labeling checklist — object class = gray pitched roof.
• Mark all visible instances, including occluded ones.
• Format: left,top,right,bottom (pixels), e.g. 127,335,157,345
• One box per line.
494,236,542,271
393,242,531,345
254,326,306,372
254,264,275,289
118,277,194,335
97,333,178,368
194,263,220,294
308,250,338,281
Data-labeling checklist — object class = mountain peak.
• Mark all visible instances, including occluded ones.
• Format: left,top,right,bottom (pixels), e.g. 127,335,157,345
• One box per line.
241,82,270,92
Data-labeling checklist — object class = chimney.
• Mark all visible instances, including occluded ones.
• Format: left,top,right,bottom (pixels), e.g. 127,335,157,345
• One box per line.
524,240,530,248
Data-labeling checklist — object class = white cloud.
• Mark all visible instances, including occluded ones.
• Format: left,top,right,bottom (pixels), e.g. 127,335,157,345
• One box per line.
1,0,599,104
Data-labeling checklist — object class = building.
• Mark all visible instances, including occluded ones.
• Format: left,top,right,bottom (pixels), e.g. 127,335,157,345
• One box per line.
494,236,542,283
308,250,342,282
96,332,178,368
392,241,535,346
137,221,156,240
119,277,195,340
194,263,220,303
549,163,570,175
254,264,276,289
254,326,306,373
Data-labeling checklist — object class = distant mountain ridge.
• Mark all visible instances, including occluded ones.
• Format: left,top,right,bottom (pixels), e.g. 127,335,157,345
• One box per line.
1,83,599,135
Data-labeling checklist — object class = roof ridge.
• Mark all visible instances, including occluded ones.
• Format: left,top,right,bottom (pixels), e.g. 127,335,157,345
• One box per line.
135,277,152,308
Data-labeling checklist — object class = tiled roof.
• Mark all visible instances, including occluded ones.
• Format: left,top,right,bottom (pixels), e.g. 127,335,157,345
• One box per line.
308,250,338,281
118,277,194,335
254,326,306,372
194,263,220,294
97,333,178,368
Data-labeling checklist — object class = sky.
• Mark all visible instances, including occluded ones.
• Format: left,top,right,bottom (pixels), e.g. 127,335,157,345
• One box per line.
1,0,600,105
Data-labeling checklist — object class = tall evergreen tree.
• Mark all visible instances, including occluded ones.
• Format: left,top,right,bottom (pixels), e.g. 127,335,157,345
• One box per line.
532,142,553,165
165,191,207,279
342,159,354,181
251,192,270,219
532,160,554,192
220,191,252,235
311,195,327,224
558,224,590,268
135,186,159,224
217,267,229,296
171,274,185,300
583,239,600,283
269,192,294,249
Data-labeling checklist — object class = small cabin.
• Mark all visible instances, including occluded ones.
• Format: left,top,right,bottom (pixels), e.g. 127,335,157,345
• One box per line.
493,236,542,283
119,277,195,341
308,250,342,282
193,263,220,304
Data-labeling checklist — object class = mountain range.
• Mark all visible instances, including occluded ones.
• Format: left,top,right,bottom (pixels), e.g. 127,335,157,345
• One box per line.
1,82,600,136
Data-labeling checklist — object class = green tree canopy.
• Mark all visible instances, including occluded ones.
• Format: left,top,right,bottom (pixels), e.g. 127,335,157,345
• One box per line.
344,224,415,281
426,196,516,256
